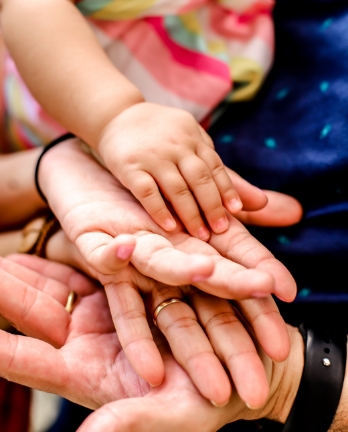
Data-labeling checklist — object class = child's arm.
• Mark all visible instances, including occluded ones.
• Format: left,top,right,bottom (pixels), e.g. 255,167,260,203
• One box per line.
0,0,243,239
0,0,143,148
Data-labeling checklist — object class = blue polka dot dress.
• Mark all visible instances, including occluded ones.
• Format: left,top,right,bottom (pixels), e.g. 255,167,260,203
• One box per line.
209,0,348,304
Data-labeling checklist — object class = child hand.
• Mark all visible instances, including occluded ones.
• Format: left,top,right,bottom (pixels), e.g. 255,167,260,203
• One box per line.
98,102,243,240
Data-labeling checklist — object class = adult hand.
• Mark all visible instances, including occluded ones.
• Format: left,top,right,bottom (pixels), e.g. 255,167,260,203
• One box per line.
78,326,305,432
0,255,148,409
38,139,296,405
39,138,296,302
0,254,302,419
45,227,284,408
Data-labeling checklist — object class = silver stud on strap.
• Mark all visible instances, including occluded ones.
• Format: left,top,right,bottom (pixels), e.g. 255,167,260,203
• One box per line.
322,358,331,367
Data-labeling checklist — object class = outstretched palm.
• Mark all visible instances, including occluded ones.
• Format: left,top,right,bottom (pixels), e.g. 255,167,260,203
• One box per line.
0,256,148,409
38,139,298,407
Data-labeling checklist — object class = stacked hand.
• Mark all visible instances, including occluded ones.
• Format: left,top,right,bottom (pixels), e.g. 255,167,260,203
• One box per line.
0,254,304,432
35,138,301,408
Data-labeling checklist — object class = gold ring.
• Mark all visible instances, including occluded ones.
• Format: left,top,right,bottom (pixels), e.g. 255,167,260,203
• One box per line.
65,291,77,314
153,297,184,327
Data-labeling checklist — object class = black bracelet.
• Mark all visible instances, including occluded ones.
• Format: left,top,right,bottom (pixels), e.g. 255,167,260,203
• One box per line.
282,322,347,432
34,133,76,202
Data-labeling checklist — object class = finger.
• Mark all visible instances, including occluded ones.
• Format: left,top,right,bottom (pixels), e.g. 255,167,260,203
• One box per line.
196,144,243,214
190,291,269,408
198,127,267,211
223,166,268,211
155,165,210,241
0,256,71,303
74,233,136,275
6,254,96,296
234,296,290,362
151,286,231,406
234,190,303,227
132,234,214,286
0,330,66,392
125,170,177,232
208,214,297,302
133,233,275,300
177,155,230,234
104,280,164,386
0,269,69,347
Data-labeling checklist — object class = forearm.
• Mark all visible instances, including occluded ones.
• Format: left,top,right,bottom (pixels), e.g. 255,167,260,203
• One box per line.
0,148,47,229
0,0,143,149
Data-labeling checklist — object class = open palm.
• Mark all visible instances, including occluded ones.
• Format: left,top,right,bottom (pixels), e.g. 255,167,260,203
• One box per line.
0,255,148,409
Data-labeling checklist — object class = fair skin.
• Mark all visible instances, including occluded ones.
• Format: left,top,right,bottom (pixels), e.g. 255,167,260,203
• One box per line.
1,255,348,432
0,142,301,406
36,139,300,407
0,0,260,239
0,148,46,228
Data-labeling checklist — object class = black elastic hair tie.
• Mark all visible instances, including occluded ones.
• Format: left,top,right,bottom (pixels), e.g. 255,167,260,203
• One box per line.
282,321,347,432
35,132,76,202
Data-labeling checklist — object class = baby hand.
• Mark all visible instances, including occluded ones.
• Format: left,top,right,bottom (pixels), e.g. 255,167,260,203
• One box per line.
98,103,242,240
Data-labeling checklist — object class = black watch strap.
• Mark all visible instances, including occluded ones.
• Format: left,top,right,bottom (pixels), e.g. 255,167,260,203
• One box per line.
282,322,347,432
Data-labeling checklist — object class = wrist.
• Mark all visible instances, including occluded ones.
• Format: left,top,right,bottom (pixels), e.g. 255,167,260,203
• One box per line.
244,326,304,425
96,100,146,166
328,340,348,431
38,136,81,210
94,88,144,149
263,326,304,423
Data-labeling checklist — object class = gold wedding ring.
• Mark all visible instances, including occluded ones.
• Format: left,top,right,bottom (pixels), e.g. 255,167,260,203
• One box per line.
153,297,185,327
65,291,77,314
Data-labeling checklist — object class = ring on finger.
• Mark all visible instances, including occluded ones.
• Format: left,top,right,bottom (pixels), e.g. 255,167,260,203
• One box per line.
65,291,77,314
153,297,185,327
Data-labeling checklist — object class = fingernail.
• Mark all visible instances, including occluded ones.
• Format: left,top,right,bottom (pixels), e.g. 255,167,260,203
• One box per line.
210,400,229,408
149,382,161,388
197,226,210,241
251,291,269,298
116,245,134,260
228,198,242,212
164,219,176,230
215,217,229,233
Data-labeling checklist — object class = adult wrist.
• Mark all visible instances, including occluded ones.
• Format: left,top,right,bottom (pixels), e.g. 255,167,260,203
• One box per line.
37,136,80,208
328,339,348,431
263,324,348,432
262,326,304,424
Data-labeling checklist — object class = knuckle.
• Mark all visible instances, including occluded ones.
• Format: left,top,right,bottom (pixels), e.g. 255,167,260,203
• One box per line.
3,334,19,377
172,185,192,199
195,169,213,185
225,349,256,366
210,163,227,178
162,315,197,334
17,288,37,324
132,181,159,201
205,311,239,332
112,308,146,325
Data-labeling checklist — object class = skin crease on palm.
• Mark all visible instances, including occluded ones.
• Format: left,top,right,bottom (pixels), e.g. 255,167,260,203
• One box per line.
0,255,303,432
34,138,302,408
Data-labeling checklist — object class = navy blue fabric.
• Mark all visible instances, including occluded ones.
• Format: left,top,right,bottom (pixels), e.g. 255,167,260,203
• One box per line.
210,0,348,305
